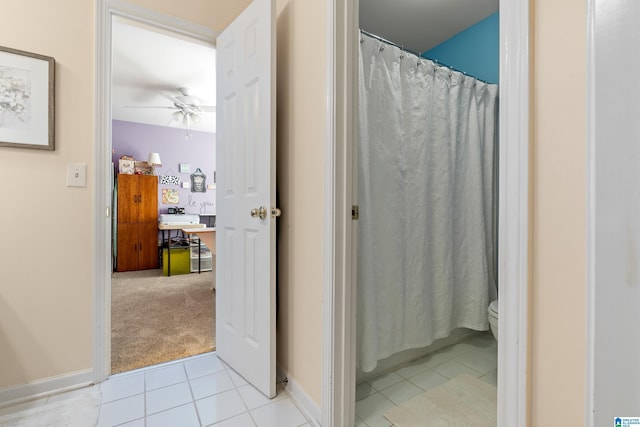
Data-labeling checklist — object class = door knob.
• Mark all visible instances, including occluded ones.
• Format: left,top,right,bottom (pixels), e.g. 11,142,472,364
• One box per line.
271,208,282,218
251,206,268,220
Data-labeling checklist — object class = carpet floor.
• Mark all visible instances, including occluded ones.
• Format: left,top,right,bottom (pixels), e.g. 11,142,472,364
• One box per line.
384,374,497,427
111,268,215,374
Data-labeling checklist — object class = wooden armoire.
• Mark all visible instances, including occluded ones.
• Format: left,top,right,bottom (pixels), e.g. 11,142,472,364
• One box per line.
116,174,159,272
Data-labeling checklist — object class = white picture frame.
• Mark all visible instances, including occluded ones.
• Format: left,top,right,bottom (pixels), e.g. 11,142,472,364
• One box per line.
0,45,55,150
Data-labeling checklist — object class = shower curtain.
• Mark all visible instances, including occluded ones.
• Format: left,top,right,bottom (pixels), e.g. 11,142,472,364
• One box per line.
357,32,499,373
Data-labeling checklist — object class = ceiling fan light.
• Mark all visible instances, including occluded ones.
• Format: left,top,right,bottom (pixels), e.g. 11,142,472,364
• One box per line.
171,111,183,121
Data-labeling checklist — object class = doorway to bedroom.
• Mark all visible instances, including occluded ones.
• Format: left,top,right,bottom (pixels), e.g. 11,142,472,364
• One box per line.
109,15,217,374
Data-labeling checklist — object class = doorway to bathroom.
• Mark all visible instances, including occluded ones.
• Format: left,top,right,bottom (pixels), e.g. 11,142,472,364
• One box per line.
353,1,500,425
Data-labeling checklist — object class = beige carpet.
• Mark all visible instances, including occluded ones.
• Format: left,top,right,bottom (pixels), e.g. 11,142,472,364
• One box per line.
384,374,497,427
111,268,215,374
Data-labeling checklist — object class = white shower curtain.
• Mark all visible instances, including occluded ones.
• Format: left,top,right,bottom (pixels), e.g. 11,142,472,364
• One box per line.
357,32,499,373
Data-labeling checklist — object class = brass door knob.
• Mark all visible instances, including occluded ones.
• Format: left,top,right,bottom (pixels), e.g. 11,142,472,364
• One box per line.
250,206,268,220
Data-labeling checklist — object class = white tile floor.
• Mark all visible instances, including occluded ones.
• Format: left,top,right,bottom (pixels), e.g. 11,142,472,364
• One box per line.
0,352,313,427
355,332,497,427
0,334,495,427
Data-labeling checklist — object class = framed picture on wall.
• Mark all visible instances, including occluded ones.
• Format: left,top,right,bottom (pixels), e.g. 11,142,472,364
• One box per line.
0,45,55,150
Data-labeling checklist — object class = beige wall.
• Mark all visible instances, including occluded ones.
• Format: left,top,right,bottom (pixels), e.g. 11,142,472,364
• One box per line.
274,0,325,407
123,0,249,32
531,0,587,424
0,0,95,388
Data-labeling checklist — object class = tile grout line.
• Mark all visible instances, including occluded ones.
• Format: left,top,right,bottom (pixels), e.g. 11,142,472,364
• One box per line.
183,361,204,427
225,361,260,427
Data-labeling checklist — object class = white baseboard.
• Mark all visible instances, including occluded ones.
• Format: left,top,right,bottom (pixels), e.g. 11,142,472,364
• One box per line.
277,367,321,426
0,369,94,409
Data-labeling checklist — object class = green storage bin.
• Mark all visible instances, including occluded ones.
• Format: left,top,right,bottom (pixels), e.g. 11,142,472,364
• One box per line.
162,247,190,276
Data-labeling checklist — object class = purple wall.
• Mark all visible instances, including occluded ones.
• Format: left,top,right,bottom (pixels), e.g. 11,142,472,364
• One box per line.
112,120,216,216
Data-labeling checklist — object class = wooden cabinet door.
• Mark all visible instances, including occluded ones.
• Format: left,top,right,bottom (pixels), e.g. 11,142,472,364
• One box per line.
138,175,158,223
138,222,159,270
116,223,139,272
117,174,138,223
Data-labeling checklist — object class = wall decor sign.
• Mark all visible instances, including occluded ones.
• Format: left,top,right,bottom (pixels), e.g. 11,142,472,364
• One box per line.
162,188,179,204
0,45,55,150
190,168,206,193
160,174,179,185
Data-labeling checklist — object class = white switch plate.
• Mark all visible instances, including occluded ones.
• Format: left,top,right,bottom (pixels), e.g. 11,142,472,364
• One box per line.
67,163,87,187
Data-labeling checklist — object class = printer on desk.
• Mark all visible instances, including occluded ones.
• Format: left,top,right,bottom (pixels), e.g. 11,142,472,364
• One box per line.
158,213,200,225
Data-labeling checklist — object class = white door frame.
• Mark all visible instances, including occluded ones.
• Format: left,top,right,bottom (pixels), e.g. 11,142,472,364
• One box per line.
322,0,531,425
586,0,640,424
94,0,218,383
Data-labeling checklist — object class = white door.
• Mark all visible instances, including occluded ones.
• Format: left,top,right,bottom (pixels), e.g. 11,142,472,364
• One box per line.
215,0,277,398
590,0,640,424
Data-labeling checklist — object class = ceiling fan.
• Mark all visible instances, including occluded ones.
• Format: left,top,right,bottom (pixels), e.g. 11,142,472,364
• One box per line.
127,87,216,139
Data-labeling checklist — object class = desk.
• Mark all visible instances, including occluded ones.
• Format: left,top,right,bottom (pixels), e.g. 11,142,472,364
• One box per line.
182,227,216,255
158,223,205,276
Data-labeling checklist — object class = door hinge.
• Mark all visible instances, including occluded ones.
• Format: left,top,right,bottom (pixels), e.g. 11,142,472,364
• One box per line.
352,205,359,220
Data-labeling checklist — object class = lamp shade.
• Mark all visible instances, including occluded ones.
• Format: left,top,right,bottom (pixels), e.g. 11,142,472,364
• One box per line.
148,152,162,165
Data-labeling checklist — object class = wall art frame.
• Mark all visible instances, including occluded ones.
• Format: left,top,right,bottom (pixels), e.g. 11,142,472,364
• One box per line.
0,45,55,150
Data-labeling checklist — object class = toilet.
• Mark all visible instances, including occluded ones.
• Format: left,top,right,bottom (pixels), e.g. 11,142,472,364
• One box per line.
488,300,499,341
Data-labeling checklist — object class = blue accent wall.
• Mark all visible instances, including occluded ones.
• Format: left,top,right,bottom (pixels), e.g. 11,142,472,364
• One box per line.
422,12,499,84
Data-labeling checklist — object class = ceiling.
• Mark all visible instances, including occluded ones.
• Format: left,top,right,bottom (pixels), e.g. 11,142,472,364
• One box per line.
111,16,216,133
359,0,499,54
111,1,498,133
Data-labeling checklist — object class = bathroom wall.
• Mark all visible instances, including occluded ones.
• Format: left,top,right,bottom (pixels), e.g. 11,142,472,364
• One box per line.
112,120,216,215
422,12,499,84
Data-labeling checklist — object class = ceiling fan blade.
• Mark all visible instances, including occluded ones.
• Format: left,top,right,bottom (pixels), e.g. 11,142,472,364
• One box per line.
160,92,187,109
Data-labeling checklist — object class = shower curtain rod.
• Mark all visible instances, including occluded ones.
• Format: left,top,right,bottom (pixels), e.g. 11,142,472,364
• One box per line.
360,29,422,57
359,29,492,85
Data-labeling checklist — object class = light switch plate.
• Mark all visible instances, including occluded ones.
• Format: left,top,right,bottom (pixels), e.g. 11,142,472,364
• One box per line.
67,163,87,187
182,181,190,189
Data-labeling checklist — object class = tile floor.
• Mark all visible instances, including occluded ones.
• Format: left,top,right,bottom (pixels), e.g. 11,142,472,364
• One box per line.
1,334,495,427
355,332,497,427
0,352,313,427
